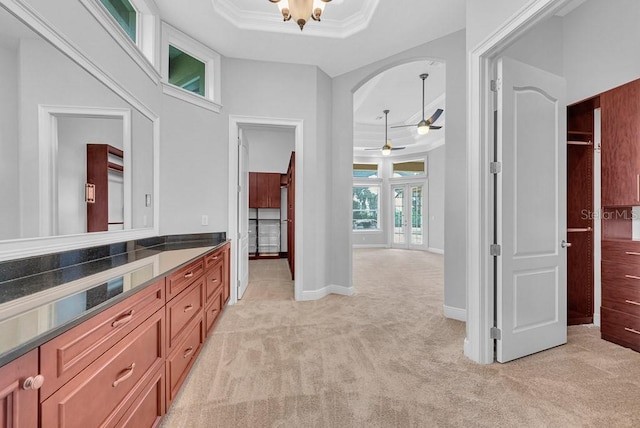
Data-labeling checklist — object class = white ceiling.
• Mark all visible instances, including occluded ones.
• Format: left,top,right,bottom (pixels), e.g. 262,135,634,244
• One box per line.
152,0,466,77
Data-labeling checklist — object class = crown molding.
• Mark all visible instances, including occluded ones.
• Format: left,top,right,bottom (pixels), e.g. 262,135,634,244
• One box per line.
212,0,380,39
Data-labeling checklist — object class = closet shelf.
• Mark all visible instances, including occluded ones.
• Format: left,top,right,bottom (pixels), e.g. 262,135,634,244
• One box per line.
567,140,593,146
567,130,593,135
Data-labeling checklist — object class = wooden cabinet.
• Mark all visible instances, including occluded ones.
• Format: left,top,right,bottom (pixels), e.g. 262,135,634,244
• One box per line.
1,242,230,428
0,349,39,428
41,310,165,428
86,144,124,233
601,78,640,206
249,172,281,208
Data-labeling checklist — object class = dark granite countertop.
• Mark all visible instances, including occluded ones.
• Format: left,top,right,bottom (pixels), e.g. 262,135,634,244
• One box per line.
0,233,227,367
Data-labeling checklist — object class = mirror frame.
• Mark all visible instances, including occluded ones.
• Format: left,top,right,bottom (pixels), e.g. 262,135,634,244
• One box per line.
0,0,160,261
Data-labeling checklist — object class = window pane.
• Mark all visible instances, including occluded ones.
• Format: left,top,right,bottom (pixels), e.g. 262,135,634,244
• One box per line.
393,161,425,177
393,187,405,244
411,186,423,245
169,45,206,97
352,186,379,230
100,0,137,41
353,163,378,178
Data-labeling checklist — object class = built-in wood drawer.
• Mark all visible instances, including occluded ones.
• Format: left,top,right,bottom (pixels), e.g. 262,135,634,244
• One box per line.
601,240,640,264
166,258,204,301
41,309,165,428
205,290,224,336
115,366,165,428
40,279,164,400
601,307,640,352
204,247,225,270
602,281,640,317
601,260,640,283
166,317,204,405
166,277,204,353
205,260,224,304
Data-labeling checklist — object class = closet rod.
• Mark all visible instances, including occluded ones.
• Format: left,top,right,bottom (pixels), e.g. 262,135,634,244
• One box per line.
567,227,592,233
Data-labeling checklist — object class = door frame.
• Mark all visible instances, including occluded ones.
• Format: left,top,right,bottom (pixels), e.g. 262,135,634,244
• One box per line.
466,0,574,364
228,115,304,304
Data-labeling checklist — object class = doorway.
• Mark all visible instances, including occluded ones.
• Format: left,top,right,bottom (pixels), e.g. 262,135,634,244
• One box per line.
228,116,304,304
391,183,426,249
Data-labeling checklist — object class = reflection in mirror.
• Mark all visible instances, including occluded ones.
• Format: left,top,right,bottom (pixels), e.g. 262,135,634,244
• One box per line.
0,5,154,241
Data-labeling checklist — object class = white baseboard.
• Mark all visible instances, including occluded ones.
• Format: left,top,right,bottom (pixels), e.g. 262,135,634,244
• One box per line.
428,247,444,255
300,284,354,301
443,305,466,321
352,244,388,249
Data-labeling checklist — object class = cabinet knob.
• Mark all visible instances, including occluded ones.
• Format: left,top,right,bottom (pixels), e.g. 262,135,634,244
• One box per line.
23,374,45,390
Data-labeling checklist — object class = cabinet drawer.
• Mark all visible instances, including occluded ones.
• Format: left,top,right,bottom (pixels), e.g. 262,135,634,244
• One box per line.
204,247,224,270
601,260,640,283
602,281,640,317
205,290,223,336
205,260,224,304
601,307,640,352
40,280,164,400
166,277,204,353
41,309,165,428
166,258,204,300
166,317,204,404
601,240,640,264
115,366,164,428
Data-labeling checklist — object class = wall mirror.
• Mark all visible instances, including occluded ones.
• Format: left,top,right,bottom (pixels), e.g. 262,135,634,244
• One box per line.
0,2,157,258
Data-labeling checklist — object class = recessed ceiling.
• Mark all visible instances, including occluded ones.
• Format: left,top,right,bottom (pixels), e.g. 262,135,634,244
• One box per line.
212,0,379,39
153,0,466,77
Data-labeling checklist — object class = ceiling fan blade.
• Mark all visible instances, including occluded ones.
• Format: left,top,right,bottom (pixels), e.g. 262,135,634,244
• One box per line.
429,126,442,130
426,108,444,125
363,147,381,150
390,147,406,150
390,124,418,129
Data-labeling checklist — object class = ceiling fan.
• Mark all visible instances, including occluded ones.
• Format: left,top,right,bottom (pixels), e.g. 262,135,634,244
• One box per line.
391,73,443,135
365,109,405,156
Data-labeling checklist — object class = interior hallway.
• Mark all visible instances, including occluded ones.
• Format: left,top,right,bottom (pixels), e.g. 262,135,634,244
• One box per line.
161,249,640,427
239,258,294,302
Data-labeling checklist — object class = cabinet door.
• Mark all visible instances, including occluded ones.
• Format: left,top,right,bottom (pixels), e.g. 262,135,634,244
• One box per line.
601,79,640,206
0,349,39,428
248,172,259,208
254,173,270,208
267,173,281,207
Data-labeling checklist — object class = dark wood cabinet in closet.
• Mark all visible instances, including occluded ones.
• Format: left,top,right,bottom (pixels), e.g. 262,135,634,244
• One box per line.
600,78,640,353
566,96,598,325
600,79,640,206
249,172,281,208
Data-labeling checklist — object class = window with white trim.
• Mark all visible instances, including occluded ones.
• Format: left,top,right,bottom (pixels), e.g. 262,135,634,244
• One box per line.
161,23,222,113
352,185,380,231
100,0,137,42
353,162,379,178
392,160,426,177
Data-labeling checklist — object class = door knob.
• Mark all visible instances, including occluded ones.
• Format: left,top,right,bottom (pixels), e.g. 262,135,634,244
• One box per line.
561,240,572,248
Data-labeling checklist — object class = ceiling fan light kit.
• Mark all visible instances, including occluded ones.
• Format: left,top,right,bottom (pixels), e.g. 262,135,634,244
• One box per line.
269,0,332,31
390,73,444,135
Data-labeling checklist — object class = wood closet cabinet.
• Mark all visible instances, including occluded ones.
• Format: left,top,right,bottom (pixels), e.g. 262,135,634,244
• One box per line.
0,349,39,428
601,78,640,206
249,172,281,208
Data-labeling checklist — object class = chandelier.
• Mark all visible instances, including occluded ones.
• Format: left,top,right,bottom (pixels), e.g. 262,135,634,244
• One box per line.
269,0,332,31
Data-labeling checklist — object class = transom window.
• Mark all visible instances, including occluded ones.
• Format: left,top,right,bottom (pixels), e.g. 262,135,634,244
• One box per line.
169,45,206,97
393,160,425,177
353,163,378,178
352,185,380,230
100,0,137,42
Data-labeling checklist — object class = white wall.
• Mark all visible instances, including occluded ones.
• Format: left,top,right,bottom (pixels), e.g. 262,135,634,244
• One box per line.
563,0,640,104
56,116,123,235
332,30,467,311
244,127,295,173
466,0,530,49
0,43,19,240
428,145,445,252
503,16,564,76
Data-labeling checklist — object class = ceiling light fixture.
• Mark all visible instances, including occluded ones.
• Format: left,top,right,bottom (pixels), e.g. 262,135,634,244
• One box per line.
269,0,332,31
417,74,431,135
382,109,392,156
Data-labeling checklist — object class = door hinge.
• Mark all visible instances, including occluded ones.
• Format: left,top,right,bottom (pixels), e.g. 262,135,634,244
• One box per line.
237,185,241,193
490,244,501,256
490,327,502,340
490,162,502,174
490,79,501,92
237,137,241,147
237,232,241,240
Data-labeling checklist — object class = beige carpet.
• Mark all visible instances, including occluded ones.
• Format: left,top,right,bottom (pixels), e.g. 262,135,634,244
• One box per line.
160,249,640,427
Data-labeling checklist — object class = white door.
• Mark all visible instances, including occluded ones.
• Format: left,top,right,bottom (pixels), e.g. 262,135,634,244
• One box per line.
237,128,250,299
391,184,425,249
496,57,567,363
